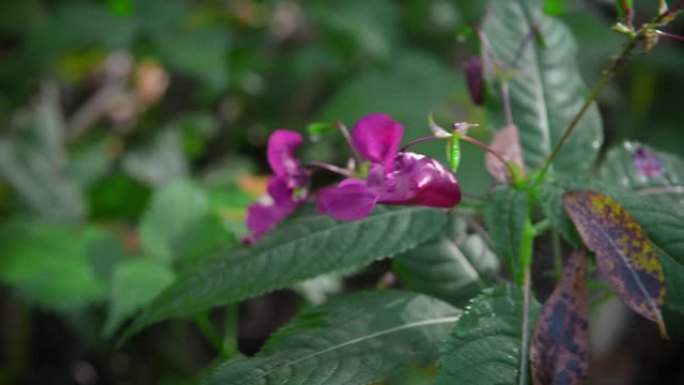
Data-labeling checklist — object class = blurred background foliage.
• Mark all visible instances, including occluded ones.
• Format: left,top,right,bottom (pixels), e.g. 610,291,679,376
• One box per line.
0,0,682,384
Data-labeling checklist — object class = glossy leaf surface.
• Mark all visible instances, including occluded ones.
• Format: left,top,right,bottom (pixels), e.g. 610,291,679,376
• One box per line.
482,0,603,173
203,291,460,385
393,215,499,307
122,206,447,340
563,190,666,336
530,251,589,385
436,285,541,385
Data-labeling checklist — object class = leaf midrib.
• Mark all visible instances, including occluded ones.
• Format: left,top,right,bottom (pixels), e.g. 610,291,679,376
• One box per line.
237,315,461,385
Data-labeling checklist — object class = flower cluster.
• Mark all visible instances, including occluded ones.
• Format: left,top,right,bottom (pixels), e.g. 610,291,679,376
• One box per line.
245,113,461,243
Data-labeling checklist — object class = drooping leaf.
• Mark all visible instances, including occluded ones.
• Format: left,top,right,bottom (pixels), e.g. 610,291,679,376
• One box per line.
562,190,667,336
600,141,684,207
203,291,460,385
486,124,524,184
530,250,589,385
393,215,499,307
540,177,684,316
485,185,530,284
104,259,176,336
138,179,235,263
482,0,603,173
435,285,541,385
121,206,448,341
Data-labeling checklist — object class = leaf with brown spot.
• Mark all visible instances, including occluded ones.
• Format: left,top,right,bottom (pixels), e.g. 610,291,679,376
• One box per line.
530,250,589,385
486,124,524,184
562,190,667,337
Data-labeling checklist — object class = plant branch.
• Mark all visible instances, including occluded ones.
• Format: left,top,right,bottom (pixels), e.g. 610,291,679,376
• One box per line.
460,135,520,183
536,8,684,184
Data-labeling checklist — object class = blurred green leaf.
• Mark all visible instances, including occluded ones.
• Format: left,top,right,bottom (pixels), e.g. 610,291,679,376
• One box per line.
138,179,235,263
0,92,86,220
0,221,106,310
203,291,460,385
88,172,151,220
482,0,603,174
600,141,684,207
151,26,230,89
435,285,541,385
104,259,175,336
122,206,448,341
123,129,188,187
311,0,399,60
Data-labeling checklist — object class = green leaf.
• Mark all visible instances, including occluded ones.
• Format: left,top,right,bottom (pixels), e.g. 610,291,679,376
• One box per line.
122,129,188,187
104,259,175,336
203,291,460,385
393,215,499,307
0,221,106,310
600,141,684,207
485,185,530,284
482,0,603,173
0,94,85,220
138,179,235,263
122,206,448,340
435,285,541,385
152,26,229,89
563,190,667,336
530,250,589,385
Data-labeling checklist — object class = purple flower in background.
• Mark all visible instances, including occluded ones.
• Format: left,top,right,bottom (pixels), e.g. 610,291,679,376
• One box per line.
317,114,461,221
632,147,664,178
464,56,484,106
244,130,309,243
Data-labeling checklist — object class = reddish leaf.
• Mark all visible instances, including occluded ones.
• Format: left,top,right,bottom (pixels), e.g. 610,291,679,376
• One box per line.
563,190,667,336
530,250,589,385
486,124,524,184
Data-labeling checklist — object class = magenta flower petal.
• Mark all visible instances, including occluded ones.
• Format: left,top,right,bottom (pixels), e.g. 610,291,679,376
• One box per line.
464,56,484,106
351,113,403,171
379,152,461,208
245,177,299,243
267,129,308,187
317,179,379,221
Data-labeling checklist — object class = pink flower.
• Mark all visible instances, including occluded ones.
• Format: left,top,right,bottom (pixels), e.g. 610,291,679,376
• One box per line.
244,130,309,243
317,114,461,221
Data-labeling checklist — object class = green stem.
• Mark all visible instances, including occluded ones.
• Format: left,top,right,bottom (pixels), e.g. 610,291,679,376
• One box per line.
222,305,241,359
460,135,521,185
531,219,550,236
194,313,224,355
518,216,536,385
551,229,563,277
536,8,683,185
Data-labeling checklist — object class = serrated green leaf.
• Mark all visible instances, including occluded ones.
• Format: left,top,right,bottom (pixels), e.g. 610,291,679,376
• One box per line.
203,290,460,385
563,190,666,336
530,250,589,385
435,285,541,385
485,185,530,284
482,0,603,173
104,259,175,336
138,179,235,263
600,141,684,207
122,206,448,341
393,215,499,307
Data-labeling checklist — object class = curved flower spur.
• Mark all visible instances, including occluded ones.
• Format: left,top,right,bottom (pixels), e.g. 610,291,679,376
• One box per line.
245,113,462,242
